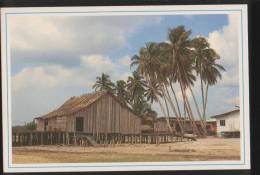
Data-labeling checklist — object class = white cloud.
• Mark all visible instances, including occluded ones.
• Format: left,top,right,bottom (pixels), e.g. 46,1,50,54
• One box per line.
81,54,116,72
9,15,161,64
12,54,133,124
208,13,239,67
12,54,132,93
12,65,89,93
118,55,131,67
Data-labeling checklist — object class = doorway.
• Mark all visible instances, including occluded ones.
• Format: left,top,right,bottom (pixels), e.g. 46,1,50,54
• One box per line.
75,117,84,132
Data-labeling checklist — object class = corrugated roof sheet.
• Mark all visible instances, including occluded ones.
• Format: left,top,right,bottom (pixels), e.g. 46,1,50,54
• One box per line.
210,109,240,118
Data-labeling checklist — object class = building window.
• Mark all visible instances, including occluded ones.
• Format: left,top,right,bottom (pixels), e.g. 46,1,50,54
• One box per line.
220,120,226,126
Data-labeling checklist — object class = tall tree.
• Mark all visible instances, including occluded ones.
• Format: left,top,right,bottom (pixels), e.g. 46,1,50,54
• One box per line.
160,26,200,135
192,37,225,122
92,73,115,92
115,80,130,104
144,79,175,134
126,71,147,104
131,43,177,134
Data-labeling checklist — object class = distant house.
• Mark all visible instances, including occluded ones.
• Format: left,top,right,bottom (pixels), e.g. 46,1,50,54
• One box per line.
153,117,217,135
206,118,217,136
35,91,142,135
211,109,240,138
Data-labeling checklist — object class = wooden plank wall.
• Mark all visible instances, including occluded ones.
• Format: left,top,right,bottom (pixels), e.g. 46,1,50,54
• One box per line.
53,93,141,134
36,119,44,131
36,116,67,131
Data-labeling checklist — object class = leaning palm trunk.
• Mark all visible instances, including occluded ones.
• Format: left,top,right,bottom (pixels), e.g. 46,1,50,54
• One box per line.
183,90,200,136
169,83,182,118
183,100,188,132
203,84,209,121
146,75,175,134
163,85,184,135
188,86,207,136
179,82,200,136
162,95,175,134
158,98,175,134
200,74,205,120
169,83,185,127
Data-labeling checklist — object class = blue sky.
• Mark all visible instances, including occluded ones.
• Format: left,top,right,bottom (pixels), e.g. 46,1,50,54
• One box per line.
9,14,240,125
108,15,228,61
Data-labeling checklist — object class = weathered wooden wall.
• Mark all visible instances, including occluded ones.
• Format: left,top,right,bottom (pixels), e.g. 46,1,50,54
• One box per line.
37,93,141,134
36,119,45,131
36,116,67,131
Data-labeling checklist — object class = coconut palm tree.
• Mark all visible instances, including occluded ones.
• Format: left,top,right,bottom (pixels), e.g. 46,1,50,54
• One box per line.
131,43,179,134
144,79,175,134
115,80,130,105
131,96,152,115
201,60,225,120
92,73,115,92
192,37,225,122
160,26,200,136
126,71,147,103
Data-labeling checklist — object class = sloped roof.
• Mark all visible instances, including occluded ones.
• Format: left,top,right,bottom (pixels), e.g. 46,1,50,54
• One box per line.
36,91,107,119
211,109,240,118
36,90,141,120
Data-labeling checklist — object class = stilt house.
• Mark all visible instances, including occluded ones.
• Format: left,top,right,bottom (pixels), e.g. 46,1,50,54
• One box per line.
35,91,142,135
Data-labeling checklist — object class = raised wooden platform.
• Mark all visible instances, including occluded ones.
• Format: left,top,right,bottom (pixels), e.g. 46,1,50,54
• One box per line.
12,131,194,147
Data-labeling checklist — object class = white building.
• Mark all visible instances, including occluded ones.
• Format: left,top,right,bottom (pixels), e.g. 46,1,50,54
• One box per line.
211,109,240,138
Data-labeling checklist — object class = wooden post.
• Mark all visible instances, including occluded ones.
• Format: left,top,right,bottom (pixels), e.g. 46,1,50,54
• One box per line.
58,132,61,145
74,133,77,145
50,132,53,145
29,133,32,146
21,134,23,146
40,132,43,145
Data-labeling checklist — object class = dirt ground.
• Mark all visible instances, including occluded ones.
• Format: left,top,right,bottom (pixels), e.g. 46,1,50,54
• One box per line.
12,137,240,163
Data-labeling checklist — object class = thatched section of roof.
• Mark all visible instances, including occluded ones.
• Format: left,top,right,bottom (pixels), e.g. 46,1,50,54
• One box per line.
36,91,107,120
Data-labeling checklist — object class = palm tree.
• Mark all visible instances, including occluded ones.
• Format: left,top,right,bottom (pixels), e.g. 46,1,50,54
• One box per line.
192,37,225,122
159,26,200,135
92,73,115,92
130,25,225,137
131,96,151,115
131,43,178,134
126,71,147,104
144,79,175,134
201,60,225,120
115,80,130,104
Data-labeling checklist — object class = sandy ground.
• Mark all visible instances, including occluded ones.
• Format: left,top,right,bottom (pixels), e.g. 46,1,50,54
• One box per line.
12,137,240,163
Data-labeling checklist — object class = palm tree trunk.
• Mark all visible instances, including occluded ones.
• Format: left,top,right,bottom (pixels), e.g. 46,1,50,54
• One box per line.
164,85,184,135
183,100,187,132
184,91,200,136
157,98,175,134
200,74,205,119
203,84,209,121
179,82,200,136
162,95,175,134
146,75,175,134
188,86,207,136
170,83,182,118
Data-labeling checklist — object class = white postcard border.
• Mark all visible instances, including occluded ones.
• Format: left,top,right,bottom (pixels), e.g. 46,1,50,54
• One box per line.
1,5,250,172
